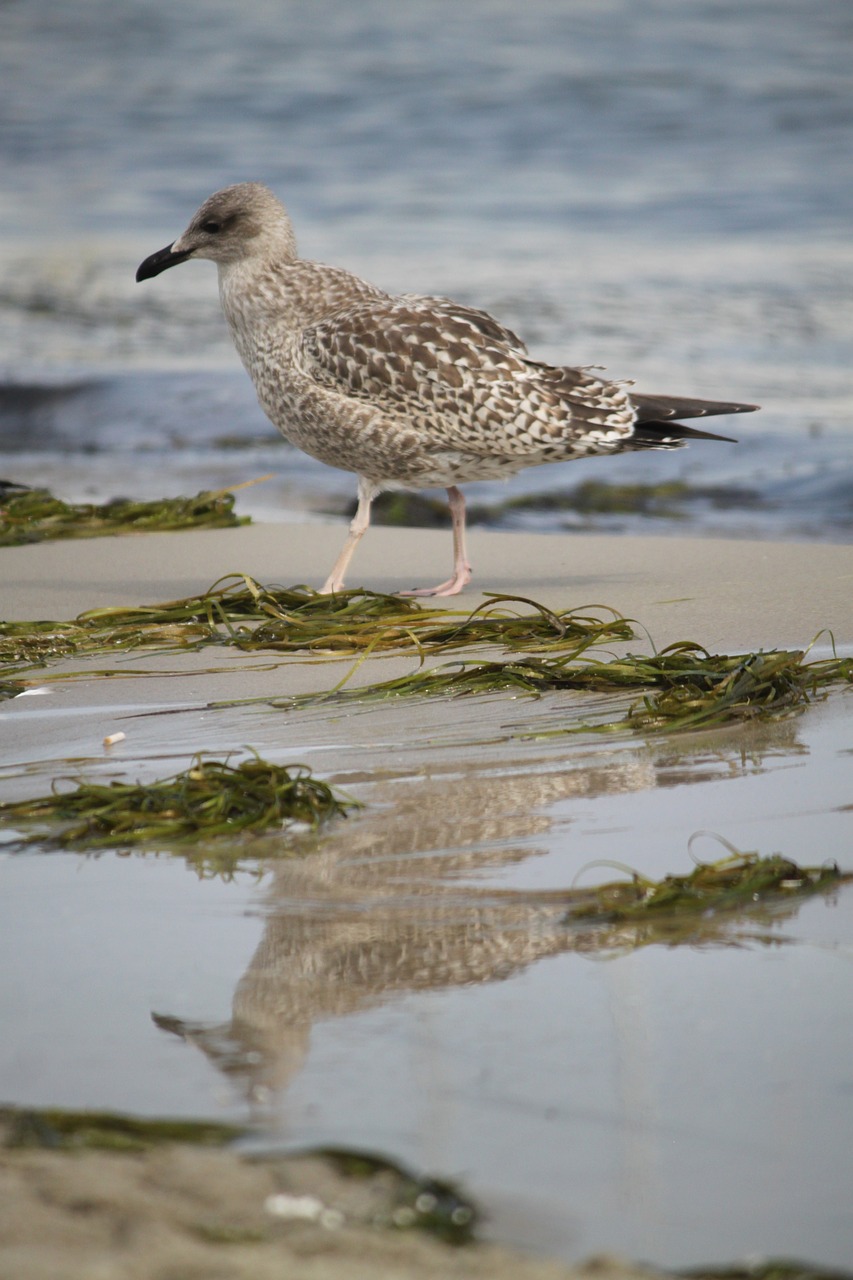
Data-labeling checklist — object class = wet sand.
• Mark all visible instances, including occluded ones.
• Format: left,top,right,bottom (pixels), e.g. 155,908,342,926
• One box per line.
0,1126,660,1280
6,520,853,651
4,523,852,791
3,522,853,1278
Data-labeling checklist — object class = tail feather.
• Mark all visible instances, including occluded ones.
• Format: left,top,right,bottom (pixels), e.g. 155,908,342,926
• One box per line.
631,393,760,422
626,392,759,449
628,421,737,448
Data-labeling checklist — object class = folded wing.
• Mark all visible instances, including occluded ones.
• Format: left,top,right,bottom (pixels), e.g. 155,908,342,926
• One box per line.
299,296,637,459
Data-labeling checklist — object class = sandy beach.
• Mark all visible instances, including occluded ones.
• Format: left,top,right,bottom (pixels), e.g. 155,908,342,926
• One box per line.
7,521,853,650
3,522,853,1279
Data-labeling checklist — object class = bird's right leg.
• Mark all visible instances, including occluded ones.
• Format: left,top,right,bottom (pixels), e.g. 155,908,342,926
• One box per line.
321,476,378,594
401,484,472,597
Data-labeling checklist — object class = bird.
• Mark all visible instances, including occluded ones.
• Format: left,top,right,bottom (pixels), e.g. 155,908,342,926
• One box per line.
136,183,758,596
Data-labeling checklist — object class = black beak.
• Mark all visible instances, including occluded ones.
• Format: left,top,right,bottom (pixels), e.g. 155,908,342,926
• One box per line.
135,243,193,282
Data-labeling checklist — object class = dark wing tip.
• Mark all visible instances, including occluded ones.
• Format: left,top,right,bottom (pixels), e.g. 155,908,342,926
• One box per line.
632,393,760,422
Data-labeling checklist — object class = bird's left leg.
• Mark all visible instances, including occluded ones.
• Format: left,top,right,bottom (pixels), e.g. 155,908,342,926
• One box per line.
402,484,472,597
321,475,378,594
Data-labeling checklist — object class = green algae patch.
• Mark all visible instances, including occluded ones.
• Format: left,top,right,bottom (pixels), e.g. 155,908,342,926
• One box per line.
587,645,853,732
284,642,853,734
0,485,248,546
2,1106,241,1153
242,587,628,656
0,754,355,850
0,575,631,678
560,643,853,733
562,851,850,941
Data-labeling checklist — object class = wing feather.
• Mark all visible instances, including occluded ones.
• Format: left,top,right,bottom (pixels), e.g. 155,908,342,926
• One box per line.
299,296,635,457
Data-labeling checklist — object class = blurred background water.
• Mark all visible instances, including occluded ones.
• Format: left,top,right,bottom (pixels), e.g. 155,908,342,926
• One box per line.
1,0,851,536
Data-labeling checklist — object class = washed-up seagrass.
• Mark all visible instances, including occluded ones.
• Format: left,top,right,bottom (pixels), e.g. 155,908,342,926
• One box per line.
0,575,631,677
552,850,851,951
271,640,852,733
562,851,847,925
0,755,353,851
3,572,850,735
0,486,247,546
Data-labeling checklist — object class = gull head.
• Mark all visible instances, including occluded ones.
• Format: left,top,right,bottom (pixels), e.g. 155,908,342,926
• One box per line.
136,183,297,282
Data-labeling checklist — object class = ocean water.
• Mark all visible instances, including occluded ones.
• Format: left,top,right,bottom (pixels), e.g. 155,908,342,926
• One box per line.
0,0,851,536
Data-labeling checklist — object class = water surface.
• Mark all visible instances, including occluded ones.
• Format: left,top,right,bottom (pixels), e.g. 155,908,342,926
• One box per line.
2,680,852,1267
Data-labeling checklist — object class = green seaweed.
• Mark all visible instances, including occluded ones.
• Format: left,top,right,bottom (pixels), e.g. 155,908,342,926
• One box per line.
0,576,631,677
271,641,852,734
339,481,766,528
0,485,249,546
562,851,848,932
0,753,355,850
1,1106,241,1152
3,575,850,736
467,478,765,522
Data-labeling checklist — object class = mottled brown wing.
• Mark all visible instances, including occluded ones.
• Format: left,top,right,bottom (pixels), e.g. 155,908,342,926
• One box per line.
398,294,530,352
299,296,635,456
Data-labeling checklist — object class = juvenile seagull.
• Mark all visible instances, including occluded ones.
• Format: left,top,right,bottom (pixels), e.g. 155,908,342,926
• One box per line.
137,183,758,596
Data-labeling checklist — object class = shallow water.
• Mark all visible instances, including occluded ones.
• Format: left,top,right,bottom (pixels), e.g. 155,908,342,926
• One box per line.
2,0,853,1268
2,677,852,1267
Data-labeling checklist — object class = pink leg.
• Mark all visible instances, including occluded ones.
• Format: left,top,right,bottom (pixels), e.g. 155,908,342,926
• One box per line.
402,485,473,597
321,477,378,594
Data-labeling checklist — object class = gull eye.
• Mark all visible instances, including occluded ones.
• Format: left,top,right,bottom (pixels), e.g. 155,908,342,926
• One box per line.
200,219,222,234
